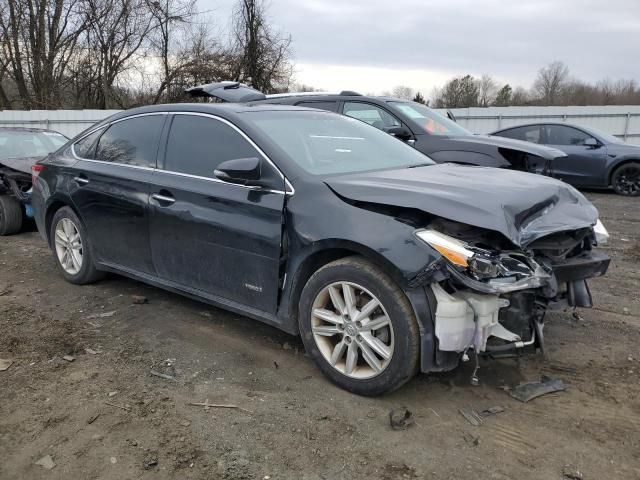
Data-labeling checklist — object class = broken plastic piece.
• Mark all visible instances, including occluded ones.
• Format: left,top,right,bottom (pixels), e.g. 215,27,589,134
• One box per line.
389,408,414,430
510,375,566,402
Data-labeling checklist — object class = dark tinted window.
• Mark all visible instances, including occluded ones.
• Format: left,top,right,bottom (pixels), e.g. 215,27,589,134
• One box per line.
95,115,164,167
544,125,591,146
73,128,103,159
295,101,338,112
164,115,259,178
343,102,401,130
497,125,542,143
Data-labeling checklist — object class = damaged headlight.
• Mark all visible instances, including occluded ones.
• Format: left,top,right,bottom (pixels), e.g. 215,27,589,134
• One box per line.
415,229,550,291
593,219,609,245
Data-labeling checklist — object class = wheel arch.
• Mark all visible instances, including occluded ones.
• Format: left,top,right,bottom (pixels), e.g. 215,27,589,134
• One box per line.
283,239,410,332
608,158,640,185
44,199,83,248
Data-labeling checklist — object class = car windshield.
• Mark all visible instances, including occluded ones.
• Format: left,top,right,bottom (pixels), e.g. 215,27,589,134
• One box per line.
245,111,434,175
0,129,68,160
388,102,471,136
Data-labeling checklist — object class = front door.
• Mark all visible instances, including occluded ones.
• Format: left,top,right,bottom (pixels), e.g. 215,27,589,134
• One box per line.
149,113,286,314
543,124,609,186
69,114,166,274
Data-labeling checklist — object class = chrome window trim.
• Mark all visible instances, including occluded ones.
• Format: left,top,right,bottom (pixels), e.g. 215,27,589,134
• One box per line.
170,111,294,195
71,110,294,196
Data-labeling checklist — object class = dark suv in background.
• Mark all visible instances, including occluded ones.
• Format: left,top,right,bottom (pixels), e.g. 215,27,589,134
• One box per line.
185,82,566,176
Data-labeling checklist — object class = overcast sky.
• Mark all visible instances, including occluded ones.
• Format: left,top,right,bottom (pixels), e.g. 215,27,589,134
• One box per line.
205,0,640,96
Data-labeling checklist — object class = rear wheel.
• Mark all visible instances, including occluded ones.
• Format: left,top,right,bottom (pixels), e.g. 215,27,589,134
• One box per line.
0,194,23,235
50,206,104,284
298,256,420,396
611,162,640,196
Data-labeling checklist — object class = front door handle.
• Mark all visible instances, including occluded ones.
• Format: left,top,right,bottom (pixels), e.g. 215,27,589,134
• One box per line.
151,192,175,205
73,175,89,185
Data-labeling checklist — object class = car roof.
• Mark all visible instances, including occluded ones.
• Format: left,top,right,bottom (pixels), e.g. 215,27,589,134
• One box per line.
493,121,592,133
254,93,406,104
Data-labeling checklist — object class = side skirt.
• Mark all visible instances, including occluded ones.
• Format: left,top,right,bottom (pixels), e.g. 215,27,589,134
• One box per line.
97,262,297,335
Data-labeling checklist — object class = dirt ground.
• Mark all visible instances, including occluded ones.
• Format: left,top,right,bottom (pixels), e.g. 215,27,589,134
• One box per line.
0,191,639,480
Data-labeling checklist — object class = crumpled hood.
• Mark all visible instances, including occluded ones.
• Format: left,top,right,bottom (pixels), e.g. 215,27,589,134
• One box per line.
450,134,567,160
0,155,44,174
326,163,598,247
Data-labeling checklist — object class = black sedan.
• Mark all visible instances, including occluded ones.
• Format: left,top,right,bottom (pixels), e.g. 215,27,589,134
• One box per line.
32,104,610,395
492,122,640,196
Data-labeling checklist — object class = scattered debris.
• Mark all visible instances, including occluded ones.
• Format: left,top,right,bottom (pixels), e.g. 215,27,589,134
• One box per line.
85,348,100,355
459,408,483,426
0,286,11,296
87,413,101,424
108,391,118,397
179,420,191,427
86,310,116,319
510,376,567,403
150,370,176,381
143,458,158,470
35,455,56,470
389,408,415,430
273,361,279,369
189,400,252,414
479,406,505,417
0,359,13,371
132,295,148,304
105,402,131,412
463,432,480,446
110,457,118,464
571,310,584,322
282,342,292,350
562,465,584,479
62,355,75,362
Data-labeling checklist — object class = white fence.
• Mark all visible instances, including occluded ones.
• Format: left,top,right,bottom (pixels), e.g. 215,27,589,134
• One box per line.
0,110,120,138
1,105,640,145
438,105,640,145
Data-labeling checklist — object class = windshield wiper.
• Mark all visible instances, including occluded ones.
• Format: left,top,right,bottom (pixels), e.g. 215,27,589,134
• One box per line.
406,162,433,169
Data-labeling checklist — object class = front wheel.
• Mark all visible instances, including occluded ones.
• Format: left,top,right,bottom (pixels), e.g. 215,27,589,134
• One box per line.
298,256,420,396
50,206,104,284
611,162,640,196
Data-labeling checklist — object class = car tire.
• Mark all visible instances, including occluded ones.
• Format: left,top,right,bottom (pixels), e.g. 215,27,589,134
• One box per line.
50,206,104,284
298,256,420,396
0,194,23,236
611,162,640,196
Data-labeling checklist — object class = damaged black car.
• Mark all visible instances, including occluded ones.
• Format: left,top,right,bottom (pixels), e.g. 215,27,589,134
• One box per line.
0,127,68,235
32,104,610,395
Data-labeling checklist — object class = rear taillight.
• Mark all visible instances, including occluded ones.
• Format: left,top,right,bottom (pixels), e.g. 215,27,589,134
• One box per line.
31,164,44,183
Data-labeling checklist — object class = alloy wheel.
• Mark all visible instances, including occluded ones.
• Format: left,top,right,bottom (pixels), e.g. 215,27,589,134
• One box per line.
54,218,83,275
615,165,640,195
311,281,394,379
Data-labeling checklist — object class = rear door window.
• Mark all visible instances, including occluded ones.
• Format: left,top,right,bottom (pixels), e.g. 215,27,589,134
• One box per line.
342,102,401,131
163,114,260,178
295,101,339,112
73,129,104,159
94,115,165,167
497,125,542,143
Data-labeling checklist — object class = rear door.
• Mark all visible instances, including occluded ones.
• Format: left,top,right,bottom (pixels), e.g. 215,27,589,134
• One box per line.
149,113,286,314
542,125,608,186
69,114,166,274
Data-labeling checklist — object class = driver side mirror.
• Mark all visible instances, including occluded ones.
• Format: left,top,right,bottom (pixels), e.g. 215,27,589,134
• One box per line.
385,126,413,141
214,157,265,187
584,138,599,148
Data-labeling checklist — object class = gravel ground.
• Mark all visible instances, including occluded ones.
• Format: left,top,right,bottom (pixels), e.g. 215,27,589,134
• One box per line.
0,191,639,479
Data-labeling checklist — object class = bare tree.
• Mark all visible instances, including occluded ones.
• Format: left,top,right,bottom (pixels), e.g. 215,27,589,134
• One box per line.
0,0,87,108
83,0,156,108
477,74,498,107
532,61,569,105
231,0,293,93
391,85,414,100
434,75,479,108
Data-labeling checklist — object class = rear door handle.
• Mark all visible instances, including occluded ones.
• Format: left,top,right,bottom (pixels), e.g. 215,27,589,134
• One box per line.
151,192,175,205
73,175,89,185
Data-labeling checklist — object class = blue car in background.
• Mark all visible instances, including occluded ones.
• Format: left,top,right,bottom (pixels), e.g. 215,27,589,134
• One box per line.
491,122,640,196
